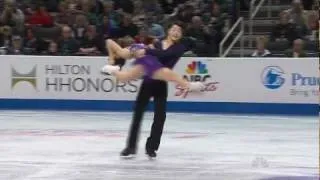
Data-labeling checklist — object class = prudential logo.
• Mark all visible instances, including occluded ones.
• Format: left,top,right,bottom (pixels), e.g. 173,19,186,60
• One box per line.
11,66,37,90
261,66,285,89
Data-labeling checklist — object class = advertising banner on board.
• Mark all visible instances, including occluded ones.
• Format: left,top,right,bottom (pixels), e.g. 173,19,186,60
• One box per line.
0,56,318,104
1,56,140,100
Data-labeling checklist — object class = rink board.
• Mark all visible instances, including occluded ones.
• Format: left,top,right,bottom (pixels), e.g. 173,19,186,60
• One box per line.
0,56,318,115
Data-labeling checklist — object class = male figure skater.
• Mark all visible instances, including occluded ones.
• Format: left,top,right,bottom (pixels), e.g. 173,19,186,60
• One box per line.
120,22,194,158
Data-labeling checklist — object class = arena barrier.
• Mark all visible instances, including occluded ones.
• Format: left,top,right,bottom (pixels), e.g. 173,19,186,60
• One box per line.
0,55,318,115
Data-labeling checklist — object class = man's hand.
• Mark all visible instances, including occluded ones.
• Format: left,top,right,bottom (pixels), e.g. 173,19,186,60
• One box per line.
133,49,146,58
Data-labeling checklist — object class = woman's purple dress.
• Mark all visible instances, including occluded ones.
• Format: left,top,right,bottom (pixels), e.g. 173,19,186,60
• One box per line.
129,44,163,78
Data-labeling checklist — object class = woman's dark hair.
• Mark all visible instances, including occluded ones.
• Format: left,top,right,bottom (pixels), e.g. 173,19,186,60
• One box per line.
117,36,135,47
166,21,185,32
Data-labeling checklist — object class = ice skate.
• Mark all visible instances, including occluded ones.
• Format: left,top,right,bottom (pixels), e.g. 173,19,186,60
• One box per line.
188,82,205,92
120,147,136,159
101,64,120,75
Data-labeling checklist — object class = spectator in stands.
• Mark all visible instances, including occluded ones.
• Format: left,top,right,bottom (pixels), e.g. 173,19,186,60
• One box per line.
43,0,59,12
103,1,114,16
285,38,307,57
312,1,319,11
113,0,134,14
47,41,59,55
270,11,298,42
98,15,112,39
186,16,214,56
78,25,105,55
103,1,122,29
54,1,74,27
285,0,308,27
302,0,314,10
27,3,53,27
65,0,79,11
58,25,79,55
23,28,37,53
79,0,103,26
306,11,319,41
230,0,249,23
117,14,139,38
251,36,272,57
208,2,226,54
8,35,22,54
176,4,195,23
134,27,155,45
159,0,180,14
145,14,165,40
0,25,12,50
0,0,4,13
209,2,226,31
1,0,24,34
80,0,94,24
142,0,162,14
131,0,147,27
72,14,88,42
212,0,228,12
285,0,309,39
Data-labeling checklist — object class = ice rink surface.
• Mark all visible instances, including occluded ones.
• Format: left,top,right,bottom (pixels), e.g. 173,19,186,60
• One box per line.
0,111,318,180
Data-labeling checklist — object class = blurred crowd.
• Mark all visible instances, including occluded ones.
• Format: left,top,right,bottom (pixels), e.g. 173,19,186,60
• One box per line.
251,0,319,57
0,0,318,57
0,0,234,57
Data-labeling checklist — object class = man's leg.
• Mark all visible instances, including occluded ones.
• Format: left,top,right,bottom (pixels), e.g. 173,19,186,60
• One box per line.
146,82,168,157
121,81,151,157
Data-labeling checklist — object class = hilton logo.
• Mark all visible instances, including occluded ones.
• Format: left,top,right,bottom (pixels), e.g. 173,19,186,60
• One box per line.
11,66,37,90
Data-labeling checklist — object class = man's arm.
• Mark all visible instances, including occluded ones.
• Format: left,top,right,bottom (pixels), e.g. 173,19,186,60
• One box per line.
135,37,195,59
145,45,185,58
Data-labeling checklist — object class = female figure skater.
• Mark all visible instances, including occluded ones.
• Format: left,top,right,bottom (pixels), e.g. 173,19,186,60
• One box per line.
101,39,204,91
102,23,203,158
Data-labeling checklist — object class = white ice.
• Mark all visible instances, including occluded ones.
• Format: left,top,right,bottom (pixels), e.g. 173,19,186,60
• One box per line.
0,111,318,180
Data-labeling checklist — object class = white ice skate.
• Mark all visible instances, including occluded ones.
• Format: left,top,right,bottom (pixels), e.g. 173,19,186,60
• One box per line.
101,64,120,75
188,82,205,92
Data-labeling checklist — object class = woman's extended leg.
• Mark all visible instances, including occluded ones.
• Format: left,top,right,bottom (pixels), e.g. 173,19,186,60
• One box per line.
152,68,204,90
106,40,116,65
102,64,204,91
109,65,144,82
106,39,132,64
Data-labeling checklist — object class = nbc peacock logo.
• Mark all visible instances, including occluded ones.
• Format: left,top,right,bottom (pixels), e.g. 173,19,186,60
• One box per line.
186,61,208,75
184,61,210,82
176,60,219,98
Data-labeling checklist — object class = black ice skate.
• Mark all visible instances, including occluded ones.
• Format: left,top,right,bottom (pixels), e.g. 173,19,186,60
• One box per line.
120,147,136,159
146,149,157,159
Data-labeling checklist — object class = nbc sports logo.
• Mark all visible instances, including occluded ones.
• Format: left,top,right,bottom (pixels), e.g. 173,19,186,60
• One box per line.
177,60,219,97
184,61,210,82
186,61,208,74
11,66,37,90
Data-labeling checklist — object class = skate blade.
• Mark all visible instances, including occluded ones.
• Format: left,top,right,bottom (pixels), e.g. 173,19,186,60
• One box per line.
100,71,110,75
120,154,136,159
146,155,156,160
